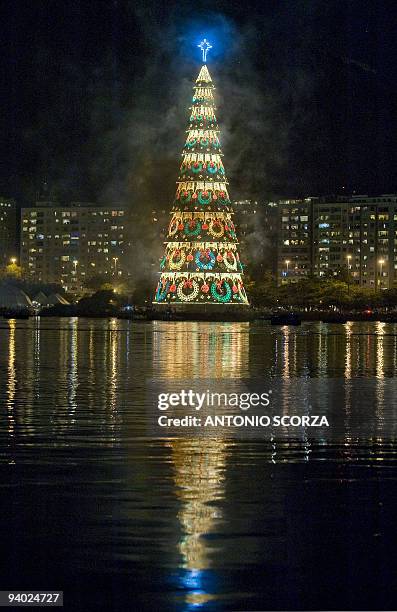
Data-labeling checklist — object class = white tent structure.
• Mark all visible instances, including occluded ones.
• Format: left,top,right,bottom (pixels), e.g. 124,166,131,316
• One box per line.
46,293,70,306
0,285,32,310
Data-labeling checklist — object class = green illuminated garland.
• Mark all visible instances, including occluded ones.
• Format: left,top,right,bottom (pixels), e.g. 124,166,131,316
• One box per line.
184,220,201,237
191,161,203,174
180,190,192,203
211,281,232,303
198,190,212,205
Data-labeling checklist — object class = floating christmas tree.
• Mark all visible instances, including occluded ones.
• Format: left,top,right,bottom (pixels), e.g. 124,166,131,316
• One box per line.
154,41,249,306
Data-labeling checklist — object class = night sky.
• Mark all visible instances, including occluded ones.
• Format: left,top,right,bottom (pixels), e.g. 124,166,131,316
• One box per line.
1,0,397,209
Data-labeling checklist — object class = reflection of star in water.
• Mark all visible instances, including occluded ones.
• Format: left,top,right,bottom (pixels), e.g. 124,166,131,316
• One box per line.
170,438,226,607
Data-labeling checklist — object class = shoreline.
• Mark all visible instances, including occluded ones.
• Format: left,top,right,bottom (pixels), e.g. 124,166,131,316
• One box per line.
2,309,397,323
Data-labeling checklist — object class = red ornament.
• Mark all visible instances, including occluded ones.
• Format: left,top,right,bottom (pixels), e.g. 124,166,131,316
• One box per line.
224,225,229,230
170,284,177,293
178,223,184,230
202,223,209,230
213,195,218,200
202,283,210,293
187,254,194,261
216,254,223,262
232,284,238,293
192,193,198,199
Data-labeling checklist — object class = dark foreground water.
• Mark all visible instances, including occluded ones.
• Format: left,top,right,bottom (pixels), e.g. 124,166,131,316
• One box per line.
0,318,396,611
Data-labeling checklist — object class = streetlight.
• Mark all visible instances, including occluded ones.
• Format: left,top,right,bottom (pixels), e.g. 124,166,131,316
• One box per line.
378,258,385,291
113,257,119,275
10,257,17,265
285,259,290,282
346,254,352,294
73,259,78,274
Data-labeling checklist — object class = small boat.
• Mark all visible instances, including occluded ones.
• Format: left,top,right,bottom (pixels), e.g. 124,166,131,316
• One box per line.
270,313,301,326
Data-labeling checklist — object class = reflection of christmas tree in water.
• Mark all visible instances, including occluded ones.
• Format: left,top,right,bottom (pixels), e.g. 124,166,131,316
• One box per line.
170,438,226,606
151,321,250,378
154,50,249,306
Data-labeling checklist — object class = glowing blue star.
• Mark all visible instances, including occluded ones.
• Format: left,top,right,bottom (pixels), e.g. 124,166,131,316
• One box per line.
198,39,212,62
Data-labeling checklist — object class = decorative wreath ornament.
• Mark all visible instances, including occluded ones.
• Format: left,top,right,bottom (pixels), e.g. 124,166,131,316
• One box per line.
177,278,200,302
207,161,218,175
211,280,232,303
184,219,201,237
191,161,203,174
168,217,180,236
208,219,224,238
155,279,169,302
180,190,192,204
198,190,212,205
200,137,209,147
195,249,216,270
169,249,186,270
216,191,229,205
223,251,238,271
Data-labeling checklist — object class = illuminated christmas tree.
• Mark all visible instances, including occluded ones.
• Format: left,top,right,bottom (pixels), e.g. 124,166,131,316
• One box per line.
154,41,249,306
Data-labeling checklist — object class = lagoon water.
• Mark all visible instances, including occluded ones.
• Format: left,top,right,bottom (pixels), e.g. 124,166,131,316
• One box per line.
0,318,396,611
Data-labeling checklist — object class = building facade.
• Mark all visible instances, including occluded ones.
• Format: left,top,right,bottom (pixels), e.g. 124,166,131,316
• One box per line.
0,197,17,267
278,195,397,289
20,201,128,292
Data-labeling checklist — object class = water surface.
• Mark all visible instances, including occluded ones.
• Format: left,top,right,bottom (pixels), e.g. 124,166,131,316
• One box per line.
0,318,396,611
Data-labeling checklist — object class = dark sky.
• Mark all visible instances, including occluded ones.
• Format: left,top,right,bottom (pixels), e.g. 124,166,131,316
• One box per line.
1,0,397,208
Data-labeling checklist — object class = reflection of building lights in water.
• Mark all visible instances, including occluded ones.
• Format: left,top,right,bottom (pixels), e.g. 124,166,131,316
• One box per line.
317,323,327,376
67,317,78,420
375,321,385,379
170,438,226,607
281,326,290,379
343,323,353,437
6,319,16,438
108,319,118,426
344,322,352,379
375,322,385,431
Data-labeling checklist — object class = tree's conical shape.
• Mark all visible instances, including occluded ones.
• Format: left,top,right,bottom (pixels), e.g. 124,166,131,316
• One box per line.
153,64,249,306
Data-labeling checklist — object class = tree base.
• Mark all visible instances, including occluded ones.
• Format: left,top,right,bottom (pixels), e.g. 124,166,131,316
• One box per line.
151,302,253,321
